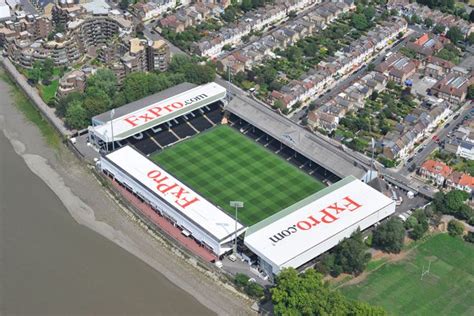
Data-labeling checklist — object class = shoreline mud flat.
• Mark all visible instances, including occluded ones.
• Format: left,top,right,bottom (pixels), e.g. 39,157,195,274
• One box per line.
0,72,253,315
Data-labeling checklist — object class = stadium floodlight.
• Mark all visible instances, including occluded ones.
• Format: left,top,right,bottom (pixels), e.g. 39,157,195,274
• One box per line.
110,109,115,151
230,201,244,255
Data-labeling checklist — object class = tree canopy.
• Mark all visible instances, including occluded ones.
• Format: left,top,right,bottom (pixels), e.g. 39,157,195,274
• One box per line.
317,229,371,277
372,218,405,253
271,268,386,316
65,100,88,130
446,26,463,44
86,69,118,98
56,55,215,130
447,219,464,237
432,190,473,221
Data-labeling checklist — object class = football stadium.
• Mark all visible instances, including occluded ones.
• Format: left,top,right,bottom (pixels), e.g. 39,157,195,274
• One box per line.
91,82,394,277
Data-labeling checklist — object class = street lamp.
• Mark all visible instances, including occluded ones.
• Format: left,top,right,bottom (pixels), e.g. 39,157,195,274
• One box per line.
229,200,244,255
110,108,116,151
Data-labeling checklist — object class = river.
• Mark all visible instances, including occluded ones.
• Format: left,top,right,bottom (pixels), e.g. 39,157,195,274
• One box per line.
0,126,213,315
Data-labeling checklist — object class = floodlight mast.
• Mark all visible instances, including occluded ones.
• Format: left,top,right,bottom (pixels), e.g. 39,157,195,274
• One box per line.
230,201,244,255
110,109,116,151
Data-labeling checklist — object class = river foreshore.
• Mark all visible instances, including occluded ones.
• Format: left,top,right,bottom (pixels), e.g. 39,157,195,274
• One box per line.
0,69,254,315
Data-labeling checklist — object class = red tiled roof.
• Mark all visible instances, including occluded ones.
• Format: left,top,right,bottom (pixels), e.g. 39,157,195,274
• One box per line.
421,159,453,178
458,174,474,188
415,33,429,46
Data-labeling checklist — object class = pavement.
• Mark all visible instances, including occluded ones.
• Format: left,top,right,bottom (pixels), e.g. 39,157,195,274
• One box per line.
399,102,473,176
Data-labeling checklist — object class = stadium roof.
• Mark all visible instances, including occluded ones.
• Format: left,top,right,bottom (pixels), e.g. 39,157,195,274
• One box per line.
92,82,196,124
104,145,246,241
225,95,371,180
244,176,395,272
91,82,226,142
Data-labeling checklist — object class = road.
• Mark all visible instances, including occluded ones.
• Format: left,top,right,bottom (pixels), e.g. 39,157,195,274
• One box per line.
400,102,473,176
291,30,417,123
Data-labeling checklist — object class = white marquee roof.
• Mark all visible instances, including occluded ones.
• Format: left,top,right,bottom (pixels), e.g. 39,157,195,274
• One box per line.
92,82,226,142
105,145,245,241
245,176,394,270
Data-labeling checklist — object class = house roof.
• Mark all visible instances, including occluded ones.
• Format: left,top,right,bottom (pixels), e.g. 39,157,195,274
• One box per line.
458,174,474,188
421,159,453,178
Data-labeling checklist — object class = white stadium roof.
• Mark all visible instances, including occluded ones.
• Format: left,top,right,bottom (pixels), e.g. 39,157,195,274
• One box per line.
104,145,245,241
92,82,226,142
244,176,395,273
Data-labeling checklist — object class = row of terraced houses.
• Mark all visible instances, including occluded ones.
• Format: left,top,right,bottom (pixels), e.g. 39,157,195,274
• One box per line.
270,17,407,109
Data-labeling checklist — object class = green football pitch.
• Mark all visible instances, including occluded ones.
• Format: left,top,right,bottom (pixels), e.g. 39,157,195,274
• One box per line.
341,234,474,315
151,125,325,226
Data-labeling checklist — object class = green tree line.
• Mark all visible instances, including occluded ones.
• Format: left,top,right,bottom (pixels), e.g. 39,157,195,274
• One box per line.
57,55,215,129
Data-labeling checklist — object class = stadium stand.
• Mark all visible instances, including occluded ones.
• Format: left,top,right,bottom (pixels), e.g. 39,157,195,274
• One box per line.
225,95,374,183
113,102,224,156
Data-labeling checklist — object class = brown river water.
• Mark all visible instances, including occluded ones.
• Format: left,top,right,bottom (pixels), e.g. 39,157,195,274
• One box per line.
0,132,213,315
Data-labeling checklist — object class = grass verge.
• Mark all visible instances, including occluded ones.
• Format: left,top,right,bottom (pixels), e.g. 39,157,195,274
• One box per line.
0,71,61,149
39,79,59,104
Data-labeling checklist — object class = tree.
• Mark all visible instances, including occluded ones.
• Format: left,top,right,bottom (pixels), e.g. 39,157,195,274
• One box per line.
41,58,54,82
332,229,371,276
433,24,446,34
409,209,429,240
65,100,88,129
271,268,386,316
447,219,464,237
234,273,250,288
367,63,375,72
86,68,118,98
364,6,376,20
445,190,469,212
183,63,215,84
273,99,285,110
122,72,153,103
370,90,378,101
446,26,463,44
241,0,252,11
372,218,405,253
169,54,192,72
412,14,423,25
351,14,369,31
424,17,433,28
119,0,129,10
467,84,474,100
244,282,264,298
221,6,237,23
27,66,42,84
410,222,427,240
55,92,82,117
83,87,111,118
222,44,232,51
386,80,397,90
